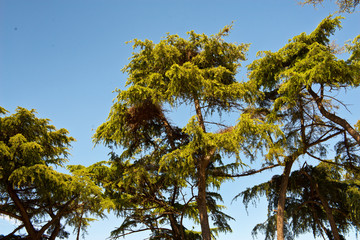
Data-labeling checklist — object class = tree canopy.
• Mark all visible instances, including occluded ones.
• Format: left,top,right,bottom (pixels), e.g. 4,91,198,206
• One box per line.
92,26,283,240
1,12,359,240
241,16,360,240
0,107,105,240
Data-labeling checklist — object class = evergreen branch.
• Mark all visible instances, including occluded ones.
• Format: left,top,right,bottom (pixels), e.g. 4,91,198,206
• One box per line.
305,151,345,167
310,129,344,147
203,121,231,128
0,209,22,221
296,200,323,209
308,86,360,145
212,164,280,178
38,195,78,237
180,186,196,229
323,94,352,114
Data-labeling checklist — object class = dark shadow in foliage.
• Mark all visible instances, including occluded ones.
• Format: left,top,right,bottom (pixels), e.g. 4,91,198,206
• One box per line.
237,162,359,240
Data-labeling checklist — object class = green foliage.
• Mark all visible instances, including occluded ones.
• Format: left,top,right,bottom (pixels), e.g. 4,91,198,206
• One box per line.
240,163,359,239
248,16,359,119
243,15,360,240
247,15,360,168
92,26,282,239
0,107,105,239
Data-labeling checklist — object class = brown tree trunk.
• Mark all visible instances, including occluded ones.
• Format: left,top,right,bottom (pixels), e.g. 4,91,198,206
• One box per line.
49,220,61,240
319,194,341,240
194,98,212,240
305,172,341,240
169,214,183,240
75,208,84,240
76,226,81,240
276,159,294,240
197,160,211,240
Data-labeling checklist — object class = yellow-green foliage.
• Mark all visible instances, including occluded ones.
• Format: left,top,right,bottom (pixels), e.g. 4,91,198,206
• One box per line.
249,16,360,118
91,26,281,239
238,15,360,240
0,107,105,239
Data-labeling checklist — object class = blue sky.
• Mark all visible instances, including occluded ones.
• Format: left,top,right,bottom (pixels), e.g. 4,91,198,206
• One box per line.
1,0,360,239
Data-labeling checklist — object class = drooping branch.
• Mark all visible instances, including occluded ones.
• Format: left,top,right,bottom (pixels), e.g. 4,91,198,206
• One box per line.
306,151,346,167
0,209,22,221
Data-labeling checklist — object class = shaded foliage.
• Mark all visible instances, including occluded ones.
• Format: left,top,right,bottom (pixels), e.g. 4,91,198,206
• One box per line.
239,163,359,239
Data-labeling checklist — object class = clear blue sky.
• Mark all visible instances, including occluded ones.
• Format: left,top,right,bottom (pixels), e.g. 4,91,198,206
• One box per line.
1,0,359,239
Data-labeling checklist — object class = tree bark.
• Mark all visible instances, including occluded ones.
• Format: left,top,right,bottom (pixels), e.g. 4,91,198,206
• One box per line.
308,87,360,146
194,98,212,240
7,184,39,240
75,207,84,240
319,192,341,240
197,159,211,240
276,159,294,240
307,173,341,240
49,220,61,240
169,214,183,240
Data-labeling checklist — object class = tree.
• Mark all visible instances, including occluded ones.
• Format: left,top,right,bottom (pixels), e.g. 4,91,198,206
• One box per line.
239,162,360,240
299,0,360,13
0,107,105,240
83,155,206,240
93,26,281,239
246,16,360,240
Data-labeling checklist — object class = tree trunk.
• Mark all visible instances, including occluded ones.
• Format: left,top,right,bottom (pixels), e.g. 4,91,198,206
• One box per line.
276,159,294,240
313,180,341,240
320,200,341,240
75,208,84,240
193,98,212,240
169,214,183,240
49,220,61,240
76,226,81,240
301,168,341,240
197,160,211,240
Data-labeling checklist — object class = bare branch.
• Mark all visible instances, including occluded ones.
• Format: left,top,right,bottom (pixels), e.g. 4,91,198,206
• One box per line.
212,164,280,178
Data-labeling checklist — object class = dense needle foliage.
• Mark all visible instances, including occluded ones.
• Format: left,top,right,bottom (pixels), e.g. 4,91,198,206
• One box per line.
239,16,360,240
0,107,105,240
91,26,282,240
1,13,359,240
